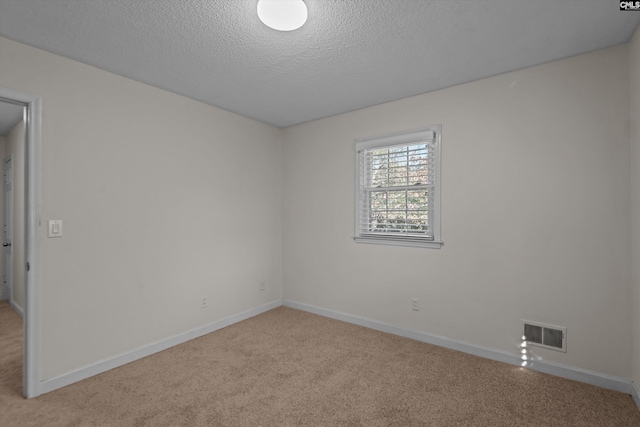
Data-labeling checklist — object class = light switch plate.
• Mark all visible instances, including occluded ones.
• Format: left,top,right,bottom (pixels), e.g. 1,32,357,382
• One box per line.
48,220,63,238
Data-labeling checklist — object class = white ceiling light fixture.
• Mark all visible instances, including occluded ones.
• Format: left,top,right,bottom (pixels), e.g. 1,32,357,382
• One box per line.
257,0,308,32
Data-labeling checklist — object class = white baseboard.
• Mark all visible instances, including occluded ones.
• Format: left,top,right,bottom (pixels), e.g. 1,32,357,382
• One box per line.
283,300,637,398
632,381,640,411
40,300,281,395
37,298,640,409
10,299,24,317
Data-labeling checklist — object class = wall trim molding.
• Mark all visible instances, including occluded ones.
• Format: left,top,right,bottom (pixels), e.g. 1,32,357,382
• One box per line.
38,297,640,411
10,299,23,318
282,300,637,398
40,300,281,395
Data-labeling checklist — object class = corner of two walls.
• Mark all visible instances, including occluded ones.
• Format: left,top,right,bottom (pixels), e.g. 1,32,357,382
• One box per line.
630,26,640,394
0,36,284,381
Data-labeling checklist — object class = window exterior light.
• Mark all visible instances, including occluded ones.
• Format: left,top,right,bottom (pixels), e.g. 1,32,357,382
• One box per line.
257,0,308,31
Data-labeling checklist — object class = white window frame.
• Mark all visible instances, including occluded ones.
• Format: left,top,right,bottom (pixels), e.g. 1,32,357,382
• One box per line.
354,125,442,249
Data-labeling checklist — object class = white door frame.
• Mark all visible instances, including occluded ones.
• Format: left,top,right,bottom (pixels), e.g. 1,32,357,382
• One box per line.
3,156,14,307
0,88,41,398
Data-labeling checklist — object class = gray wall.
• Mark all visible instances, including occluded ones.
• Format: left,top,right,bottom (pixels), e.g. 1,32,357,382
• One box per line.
283,44,632,378
0,37,284,380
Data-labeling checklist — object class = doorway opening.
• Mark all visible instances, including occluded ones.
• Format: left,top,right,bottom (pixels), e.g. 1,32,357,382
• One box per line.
0,88,41,398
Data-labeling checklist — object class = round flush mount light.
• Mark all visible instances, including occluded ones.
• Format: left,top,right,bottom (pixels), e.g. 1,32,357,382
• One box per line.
257,0,308,31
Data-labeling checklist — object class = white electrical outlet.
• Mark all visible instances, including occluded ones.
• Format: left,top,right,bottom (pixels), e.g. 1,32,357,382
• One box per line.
411,298,420,311
259,280,266,291
201,297,208,309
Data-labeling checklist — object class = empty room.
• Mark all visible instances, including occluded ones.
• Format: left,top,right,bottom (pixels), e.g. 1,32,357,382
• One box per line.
1,0,640,425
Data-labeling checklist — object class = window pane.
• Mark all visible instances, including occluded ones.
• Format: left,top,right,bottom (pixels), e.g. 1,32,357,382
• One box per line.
367,189,429,234
406,189,429,231
368,144,429,188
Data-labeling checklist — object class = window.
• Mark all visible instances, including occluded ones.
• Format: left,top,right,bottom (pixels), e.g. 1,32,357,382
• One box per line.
354,125,441,248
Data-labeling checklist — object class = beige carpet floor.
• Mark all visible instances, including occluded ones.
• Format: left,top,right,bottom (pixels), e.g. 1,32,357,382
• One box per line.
1,301,639,426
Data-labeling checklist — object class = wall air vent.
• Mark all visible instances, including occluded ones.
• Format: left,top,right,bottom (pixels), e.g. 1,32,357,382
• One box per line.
522,320,566,352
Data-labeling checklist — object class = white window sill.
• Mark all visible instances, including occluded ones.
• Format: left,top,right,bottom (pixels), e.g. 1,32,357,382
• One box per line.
354,237,443,249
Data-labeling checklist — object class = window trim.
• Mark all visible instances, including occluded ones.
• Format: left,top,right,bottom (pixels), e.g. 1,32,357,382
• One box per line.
354,125,442,249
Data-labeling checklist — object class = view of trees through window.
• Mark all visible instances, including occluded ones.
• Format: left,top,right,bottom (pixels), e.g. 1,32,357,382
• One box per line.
365,143,431,235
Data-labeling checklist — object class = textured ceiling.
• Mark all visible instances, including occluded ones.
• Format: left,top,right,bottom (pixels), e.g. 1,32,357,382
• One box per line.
0,0,639,128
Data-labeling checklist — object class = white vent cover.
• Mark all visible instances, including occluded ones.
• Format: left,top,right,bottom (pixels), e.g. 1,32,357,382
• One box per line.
522,320,566,352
